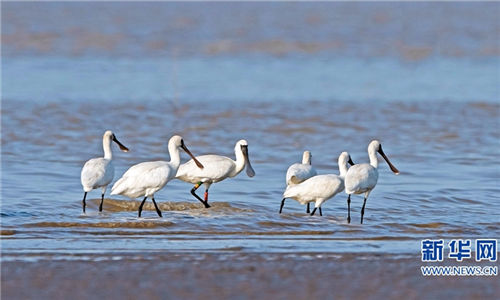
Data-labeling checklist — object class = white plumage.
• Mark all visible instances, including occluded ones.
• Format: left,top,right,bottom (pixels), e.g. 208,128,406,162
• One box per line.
280,152,354,216
112,161,173,199
175,139,255,207
285,150,317,186
344,140,399,224
81,158,114,192
80,130,129,213
111,135,203,217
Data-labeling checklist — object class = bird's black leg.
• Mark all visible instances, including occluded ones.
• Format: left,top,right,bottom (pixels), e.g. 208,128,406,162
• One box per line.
99,193,104,212
151,197,163,218
360,197,367,224
319,207,323,216
138,197,147,217
82,192,87,214
191,182,211,208
306,202,310,214
279,198,286,214
310,207,317,216
347,195,351,224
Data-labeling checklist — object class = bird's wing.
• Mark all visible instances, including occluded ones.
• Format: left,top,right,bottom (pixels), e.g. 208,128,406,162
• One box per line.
176,155,234,182
345,164,377,194
286,164,317,185
111,161,170,197
284,175,342,200
81,158,111,189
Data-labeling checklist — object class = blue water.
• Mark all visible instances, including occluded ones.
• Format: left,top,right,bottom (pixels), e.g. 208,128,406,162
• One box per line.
1,2,499,260
3,56,499,103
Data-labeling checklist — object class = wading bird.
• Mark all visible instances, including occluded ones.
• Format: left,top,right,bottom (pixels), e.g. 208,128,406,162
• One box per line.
344,140,399,224
111,135,203,217
80,130,129,213
176,139,255,208
285,150,317,213
280,152,354,216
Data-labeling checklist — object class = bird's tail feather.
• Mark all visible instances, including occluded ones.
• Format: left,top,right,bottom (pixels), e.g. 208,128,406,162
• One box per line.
283,185,296,198
110,177,126,195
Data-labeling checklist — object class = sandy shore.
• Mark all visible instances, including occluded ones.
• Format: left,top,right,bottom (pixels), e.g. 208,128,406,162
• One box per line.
2,253,498,299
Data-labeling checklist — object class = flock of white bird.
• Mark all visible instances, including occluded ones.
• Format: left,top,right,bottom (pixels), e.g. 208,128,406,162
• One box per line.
81,131,399,224
280,140,399,224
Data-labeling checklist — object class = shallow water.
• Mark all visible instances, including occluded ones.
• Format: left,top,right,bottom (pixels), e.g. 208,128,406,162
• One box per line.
2,99,499,257
1,2,500,261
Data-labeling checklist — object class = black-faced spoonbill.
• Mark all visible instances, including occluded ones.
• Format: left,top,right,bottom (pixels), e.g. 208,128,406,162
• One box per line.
344,140,399,224
111,135,203,217
80,130,129,214
285,150,318,213
175,139,255,208
280,152,354,216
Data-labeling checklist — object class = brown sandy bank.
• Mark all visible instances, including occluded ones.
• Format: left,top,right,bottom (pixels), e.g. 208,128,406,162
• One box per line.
1,253,498,299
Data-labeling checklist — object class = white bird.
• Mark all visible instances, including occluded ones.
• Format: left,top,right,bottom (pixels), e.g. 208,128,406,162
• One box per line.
280,152,354,216
80,130,129,213
344,140,399,224
285,150,317,213
175,139,255,207
286,151,317,185
111,135,204,217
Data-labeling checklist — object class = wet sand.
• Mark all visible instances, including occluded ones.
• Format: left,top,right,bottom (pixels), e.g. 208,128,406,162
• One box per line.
2,253,498,300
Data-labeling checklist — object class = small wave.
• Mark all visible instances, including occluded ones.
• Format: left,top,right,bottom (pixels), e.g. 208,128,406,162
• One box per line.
367,236,414,241
180,207,255,217
115,230,335,236
23,221,174,229
257,221,304,228
216,246,245,251
228,230,334,236
437,133,459,141
409,222,446,229
267,125,317,135
477,222,500,232
1,211,36,217
323,121,366,131
0,230,16,235
450,197,483,205
17,229,336,236
384,222,479,235
468,102,500,111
